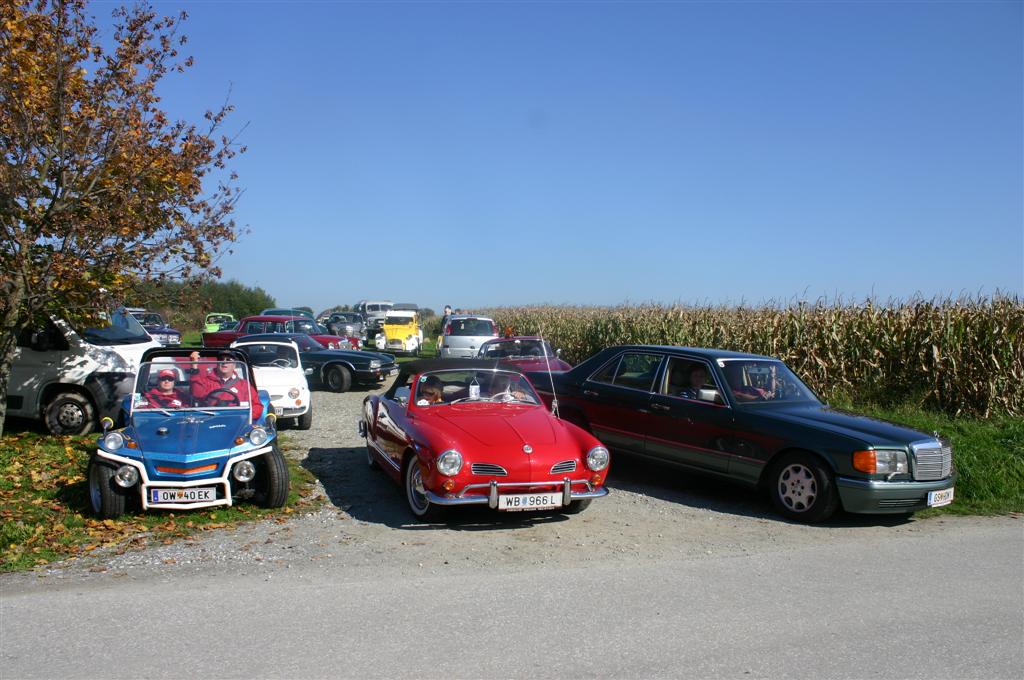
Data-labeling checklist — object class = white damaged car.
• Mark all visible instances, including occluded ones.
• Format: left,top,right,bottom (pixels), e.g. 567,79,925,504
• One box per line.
231,338,312,430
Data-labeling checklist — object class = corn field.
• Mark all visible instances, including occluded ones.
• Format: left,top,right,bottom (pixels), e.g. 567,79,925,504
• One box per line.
481,296,1024,418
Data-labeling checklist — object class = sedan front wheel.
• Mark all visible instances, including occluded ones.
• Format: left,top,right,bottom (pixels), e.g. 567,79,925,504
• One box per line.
768,452,839,523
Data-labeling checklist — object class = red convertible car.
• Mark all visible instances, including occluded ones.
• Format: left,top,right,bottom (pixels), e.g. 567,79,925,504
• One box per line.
360,359,610,520
202,315,360,350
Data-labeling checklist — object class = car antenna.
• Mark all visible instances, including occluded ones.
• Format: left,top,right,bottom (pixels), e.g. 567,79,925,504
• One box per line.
539,329,559,418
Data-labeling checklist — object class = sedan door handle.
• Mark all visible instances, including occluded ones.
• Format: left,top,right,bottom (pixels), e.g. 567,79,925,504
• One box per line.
651,403,670,411
583,390,599,397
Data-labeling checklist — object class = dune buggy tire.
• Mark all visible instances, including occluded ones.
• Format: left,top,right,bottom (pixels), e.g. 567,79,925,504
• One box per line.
88,460,127,518
325,365,352,393
768,451,839,523
45,392,95,436
295,405,313,430
257,444,290,508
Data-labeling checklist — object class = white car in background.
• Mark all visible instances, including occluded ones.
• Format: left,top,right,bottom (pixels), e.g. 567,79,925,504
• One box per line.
231,338,312,430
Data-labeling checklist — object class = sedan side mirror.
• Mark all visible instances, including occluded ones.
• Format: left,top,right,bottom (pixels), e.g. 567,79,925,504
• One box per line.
699,388,725,405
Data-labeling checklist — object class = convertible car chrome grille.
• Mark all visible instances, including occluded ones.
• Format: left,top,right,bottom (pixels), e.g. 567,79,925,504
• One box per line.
471,463,507,476
911,440,953,481
550,460,577,474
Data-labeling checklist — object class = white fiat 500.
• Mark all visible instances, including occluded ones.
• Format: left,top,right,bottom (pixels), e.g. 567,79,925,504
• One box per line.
231,339,312,430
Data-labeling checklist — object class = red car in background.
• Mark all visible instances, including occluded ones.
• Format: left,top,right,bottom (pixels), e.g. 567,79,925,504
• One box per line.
359,359,610,520
476,336,572,372
202,315,360,350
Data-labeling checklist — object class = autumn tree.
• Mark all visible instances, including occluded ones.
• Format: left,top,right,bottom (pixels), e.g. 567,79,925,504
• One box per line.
0,0,244,434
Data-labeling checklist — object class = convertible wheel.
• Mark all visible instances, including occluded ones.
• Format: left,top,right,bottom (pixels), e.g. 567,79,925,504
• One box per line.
256,444,290,508
325,365,352,393
562,498,592,515
45,392,95,436
295,405,313,430
88,460,127,518
769,452,839,523
404,456,442,521
366,442,380,470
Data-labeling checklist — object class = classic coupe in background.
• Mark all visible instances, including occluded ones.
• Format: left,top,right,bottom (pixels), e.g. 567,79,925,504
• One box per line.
202,315,360,350
531,345,955,523
360,359,610,520
237,333,397,393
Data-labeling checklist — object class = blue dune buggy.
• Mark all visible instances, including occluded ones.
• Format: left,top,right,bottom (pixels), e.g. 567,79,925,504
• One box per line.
88,348,289,518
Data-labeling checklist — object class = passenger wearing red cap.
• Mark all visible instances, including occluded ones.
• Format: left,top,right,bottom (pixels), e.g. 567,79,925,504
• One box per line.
144,368,189,409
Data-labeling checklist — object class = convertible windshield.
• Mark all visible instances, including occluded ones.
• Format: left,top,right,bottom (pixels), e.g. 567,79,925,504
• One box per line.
79,307,152,346
479,338,554,359
134,360,253,412
718,359,819,404
408,369,539,406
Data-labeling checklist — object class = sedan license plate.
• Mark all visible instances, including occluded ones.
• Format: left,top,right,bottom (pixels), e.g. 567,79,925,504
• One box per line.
927,487,954,507
150,487,215,504
498,492,562,511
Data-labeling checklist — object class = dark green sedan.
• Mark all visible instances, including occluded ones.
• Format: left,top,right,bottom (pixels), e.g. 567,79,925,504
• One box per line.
236,333,397,393
531,345,955,522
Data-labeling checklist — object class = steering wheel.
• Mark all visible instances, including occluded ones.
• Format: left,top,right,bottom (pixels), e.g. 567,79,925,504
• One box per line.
270,359,292,368
204,388,241,406
492,391,516,403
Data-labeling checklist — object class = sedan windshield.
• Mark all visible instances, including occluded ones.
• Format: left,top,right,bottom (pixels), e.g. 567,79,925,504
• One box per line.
718,360,819,404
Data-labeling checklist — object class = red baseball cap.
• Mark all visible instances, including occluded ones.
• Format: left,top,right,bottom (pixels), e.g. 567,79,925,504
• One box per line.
157,368,177,379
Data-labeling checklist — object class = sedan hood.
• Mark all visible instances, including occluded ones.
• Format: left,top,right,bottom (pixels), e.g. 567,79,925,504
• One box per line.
759,404,931,446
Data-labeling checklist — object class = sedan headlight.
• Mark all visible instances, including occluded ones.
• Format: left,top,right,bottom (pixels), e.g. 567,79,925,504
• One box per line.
102,432,124,451
248,427,269,446
369,360,382,369
853,449,909,475
586,446,610,472
436,449,463,476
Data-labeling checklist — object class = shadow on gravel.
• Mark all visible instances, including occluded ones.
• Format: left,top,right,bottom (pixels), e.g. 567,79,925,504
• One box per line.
303,446,572,531
606,453,915,529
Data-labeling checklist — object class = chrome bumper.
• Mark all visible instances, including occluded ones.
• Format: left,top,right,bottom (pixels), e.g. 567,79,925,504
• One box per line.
425,478,609,508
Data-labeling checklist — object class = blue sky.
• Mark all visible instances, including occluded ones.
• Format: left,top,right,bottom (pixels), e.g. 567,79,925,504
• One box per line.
111,0,1022,313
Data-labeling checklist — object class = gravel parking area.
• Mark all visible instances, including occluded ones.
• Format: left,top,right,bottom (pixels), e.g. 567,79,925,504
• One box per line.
3,379,997,588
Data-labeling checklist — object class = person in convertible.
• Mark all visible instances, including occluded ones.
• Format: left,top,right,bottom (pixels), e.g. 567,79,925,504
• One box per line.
144,368,189,409
189,351,264,419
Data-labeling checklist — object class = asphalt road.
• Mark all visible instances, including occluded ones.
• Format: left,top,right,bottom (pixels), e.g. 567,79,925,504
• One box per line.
2,515,1021,679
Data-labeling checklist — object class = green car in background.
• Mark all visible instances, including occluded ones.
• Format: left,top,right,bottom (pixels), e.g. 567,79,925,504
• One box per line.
204,313,236,332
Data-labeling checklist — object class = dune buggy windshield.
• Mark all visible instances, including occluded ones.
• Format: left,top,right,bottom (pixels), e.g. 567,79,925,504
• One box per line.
133,360,253,413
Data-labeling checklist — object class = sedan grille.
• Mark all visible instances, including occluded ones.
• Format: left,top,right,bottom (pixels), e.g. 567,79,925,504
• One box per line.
471,463,507,476
550,460,577,474
911,440,953,481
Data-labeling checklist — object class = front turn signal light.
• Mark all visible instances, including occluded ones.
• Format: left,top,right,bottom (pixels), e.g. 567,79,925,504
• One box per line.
853,450,876,473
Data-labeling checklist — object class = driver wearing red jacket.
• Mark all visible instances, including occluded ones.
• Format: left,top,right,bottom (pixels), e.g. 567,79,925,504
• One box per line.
189,351,263,420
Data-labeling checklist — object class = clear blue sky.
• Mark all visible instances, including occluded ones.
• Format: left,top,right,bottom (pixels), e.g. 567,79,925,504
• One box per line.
114,0,1022,313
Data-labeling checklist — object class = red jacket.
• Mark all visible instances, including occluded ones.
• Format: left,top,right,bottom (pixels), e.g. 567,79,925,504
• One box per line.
143,388,189,409
189,368,264,420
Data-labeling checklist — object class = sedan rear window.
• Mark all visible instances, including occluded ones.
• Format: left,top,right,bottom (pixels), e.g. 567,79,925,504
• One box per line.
448,319,496,336
590,353,663,392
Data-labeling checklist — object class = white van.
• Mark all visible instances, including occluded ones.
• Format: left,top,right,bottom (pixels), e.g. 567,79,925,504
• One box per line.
7,307,161,435
353,300,393,331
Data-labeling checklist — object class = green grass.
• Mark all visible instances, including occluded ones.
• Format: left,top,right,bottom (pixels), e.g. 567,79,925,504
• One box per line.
181,330,202,346
829,399,1024,516
0,432,320,573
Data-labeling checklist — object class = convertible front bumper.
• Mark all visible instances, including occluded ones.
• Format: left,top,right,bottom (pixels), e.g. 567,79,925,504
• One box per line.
426,478,609,508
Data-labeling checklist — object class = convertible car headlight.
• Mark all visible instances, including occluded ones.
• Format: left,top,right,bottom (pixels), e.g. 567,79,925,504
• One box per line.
586,446,610,472
248,427,269,446
102,432,125,451
369,360,382,369
288,387,300,399
853,449,908,475
436,450,463,476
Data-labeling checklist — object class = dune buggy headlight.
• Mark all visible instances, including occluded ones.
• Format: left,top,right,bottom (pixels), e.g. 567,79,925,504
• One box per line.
114,465,139,488
248,427,269,446
436,450,463,476
102,432,125,451
288,387,300,399
586,446,610,472
369,360,382,369
233,460,256,482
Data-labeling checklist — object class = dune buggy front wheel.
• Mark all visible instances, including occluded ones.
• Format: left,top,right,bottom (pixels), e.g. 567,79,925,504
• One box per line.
256,444,290,508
